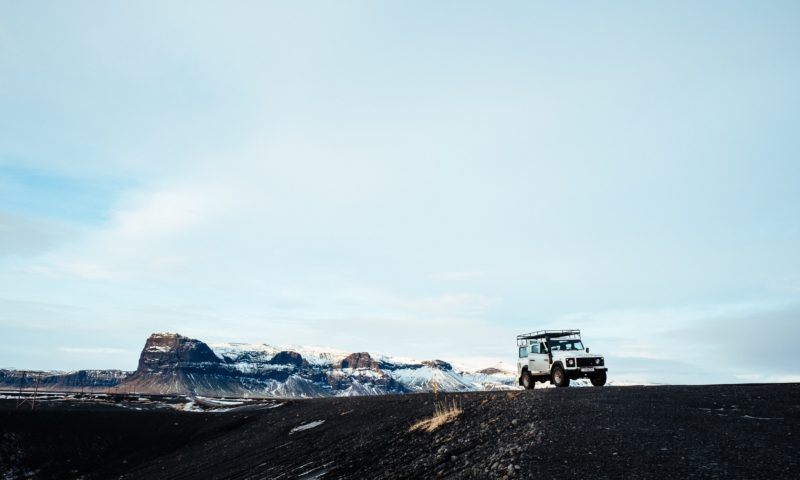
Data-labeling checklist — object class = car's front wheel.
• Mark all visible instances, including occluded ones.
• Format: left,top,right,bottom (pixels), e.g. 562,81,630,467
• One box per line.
590,371,607,387
521,371,535,390
552,365,570,387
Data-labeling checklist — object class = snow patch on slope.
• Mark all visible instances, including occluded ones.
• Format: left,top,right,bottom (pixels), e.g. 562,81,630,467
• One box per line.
290,420,325,434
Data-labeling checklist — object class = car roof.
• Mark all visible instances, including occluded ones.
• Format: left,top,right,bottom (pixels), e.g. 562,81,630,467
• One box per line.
516,329,580,340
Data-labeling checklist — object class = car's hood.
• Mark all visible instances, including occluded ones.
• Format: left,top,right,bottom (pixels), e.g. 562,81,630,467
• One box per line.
551,351,602,358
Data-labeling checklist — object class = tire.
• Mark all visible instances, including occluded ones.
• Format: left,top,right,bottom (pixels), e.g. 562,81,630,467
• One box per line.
521,371,535,390
552,365,570,387
590,371,607,387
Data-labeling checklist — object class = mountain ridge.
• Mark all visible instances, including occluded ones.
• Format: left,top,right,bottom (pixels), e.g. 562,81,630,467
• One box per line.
1,332,516,397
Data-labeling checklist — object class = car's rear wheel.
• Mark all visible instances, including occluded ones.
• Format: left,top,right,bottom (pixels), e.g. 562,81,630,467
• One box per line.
552,365,570,387
590,371,607,387
521,371,535,390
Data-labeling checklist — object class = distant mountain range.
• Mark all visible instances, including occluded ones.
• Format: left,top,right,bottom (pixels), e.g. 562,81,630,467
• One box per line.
0,332,517,397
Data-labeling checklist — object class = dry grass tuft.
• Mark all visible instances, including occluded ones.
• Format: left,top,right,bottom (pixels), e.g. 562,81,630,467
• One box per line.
409,398,463,433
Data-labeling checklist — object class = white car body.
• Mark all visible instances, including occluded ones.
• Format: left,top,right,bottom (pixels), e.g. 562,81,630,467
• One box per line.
516,330,608,388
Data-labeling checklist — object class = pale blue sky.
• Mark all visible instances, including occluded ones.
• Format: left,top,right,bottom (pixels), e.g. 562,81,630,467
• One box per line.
1,1,799,383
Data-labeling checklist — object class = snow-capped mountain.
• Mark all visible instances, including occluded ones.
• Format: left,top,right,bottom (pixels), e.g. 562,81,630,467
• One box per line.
122,332,517,397
1,333,517,397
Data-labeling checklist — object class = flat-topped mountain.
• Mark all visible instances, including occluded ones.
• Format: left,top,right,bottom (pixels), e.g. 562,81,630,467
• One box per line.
136,332,221,371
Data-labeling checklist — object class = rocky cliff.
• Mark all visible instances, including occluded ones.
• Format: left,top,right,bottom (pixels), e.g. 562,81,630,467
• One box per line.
136,332,221,372
119,332,518,397
2,333,517,397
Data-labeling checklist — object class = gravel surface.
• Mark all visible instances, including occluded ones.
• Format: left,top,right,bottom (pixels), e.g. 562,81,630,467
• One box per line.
2,384,799,479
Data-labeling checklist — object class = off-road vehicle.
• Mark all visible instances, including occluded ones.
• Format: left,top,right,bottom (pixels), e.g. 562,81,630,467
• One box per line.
516,329,607,388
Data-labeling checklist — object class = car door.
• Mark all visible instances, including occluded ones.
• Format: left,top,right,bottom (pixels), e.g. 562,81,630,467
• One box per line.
517,345,529,376
528,341,550,375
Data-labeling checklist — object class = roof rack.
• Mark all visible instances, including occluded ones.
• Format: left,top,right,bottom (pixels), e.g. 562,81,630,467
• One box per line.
516,329,580,346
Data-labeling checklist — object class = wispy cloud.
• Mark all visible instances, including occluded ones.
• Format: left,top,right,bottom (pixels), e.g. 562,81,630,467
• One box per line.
59,347,130,355
734,373,800,383
430,270,486,281
1,2,799,381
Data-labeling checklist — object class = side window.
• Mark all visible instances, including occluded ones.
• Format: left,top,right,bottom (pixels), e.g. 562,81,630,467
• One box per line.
540,342,548,353
530,343,540,354
518,346,528,358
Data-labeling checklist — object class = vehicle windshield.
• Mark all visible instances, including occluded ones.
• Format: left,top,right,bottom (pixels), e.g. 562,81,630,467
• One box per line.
547,339,584,351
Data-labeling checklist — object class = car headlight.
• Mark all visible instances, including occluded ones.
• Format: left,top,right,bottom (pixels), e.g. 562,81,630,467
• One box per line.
566,358,575,366
595,358,600,365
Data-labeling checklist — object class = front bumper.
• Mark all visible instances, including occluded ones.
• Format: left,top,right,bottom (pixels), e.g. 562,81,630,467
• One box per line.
562,365,607,380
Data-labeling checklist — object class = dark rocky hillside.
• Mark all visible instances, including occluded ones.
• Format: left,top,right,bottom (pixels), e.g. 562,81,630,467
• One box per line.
2,384,798,479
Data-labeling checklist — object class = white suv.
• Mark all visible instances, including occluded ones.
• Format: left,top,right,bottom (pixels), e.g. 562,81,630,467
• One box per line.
516,330,607,388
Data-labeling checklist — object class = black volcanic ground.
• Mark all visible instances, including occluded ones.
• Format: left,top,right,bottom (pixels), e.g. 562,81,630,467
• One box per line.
2,384,799,479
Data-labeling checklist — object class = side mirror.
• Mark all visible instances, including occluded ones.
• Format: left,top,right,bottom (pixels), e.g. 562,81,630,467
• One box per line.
586,348,590,353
